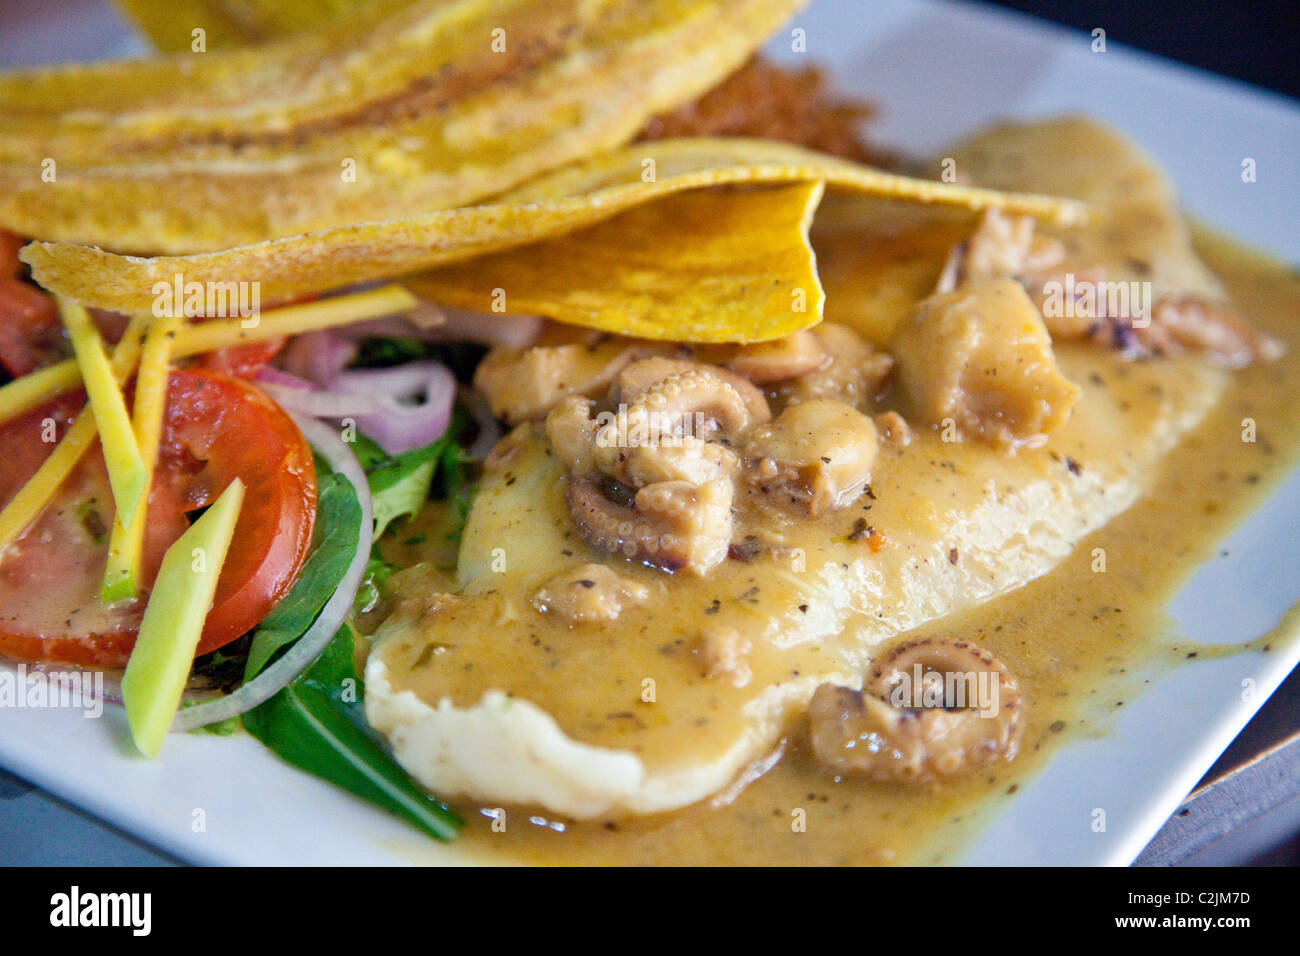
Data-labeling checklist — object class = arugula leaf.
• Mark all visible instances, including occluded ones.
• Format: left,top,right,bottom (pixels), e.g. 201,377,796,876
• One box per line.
244,472,363,679
243,625,461,842
346,432,389,471
360,406,475,539
370,456,438,539
354,554,395,616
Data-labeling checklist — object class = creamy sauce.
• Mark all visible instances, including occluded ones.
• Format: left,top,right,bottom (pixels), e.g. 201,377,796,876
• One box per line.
436,226,1300,865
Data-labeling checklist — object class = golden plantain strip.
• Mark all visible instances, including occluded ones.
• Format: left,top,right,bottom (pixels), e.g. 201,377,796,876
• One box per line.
22,137,1091,315
114,0,414,51
1,0,521,121
409,182,827,343
0,0,807,252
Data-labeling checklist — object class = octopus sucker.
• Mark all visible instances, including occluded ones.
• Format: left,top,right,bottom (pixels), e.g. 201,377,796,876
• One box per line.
564,474,734,575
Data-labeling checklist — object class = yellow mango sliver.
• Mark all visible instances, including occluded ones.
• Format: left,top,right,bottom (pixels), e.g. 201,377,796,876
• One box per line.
411,182,827,343
22,137,1090,318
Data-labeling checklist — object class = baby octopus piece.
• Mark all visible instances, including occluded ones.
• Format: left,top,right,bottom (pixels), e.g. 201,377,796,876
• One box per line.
780,323,894,408
809,637,1024,784
890,277,1081,450
548,358,772,575
613,357,772,428
531,563,650,624
940,210,1283,369
935,207,1065,294
743,398,879,517
724,330,831,384
1141,295,1284,369
473,329,678,424
566,476,734,574
591,363,768,488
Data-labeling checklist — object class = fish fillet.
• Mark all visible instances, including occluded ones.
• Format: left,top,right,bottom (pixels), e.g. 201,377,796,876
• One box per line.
364,118,1232,817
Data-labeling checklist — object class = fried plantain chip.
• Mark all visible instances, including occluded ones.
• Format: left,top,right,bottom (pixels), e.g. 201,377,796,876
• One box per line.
3,0,580,123
21,136,1091,318
0,0,808,252
114,0,411,51
409,182,826,343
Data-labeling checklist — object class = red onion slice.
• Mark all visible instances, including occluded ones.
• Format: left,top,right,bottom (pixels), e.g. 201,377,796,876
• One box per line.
258,382,395,418
280,330,359,385
332,361,457,455
256,367,316,391
259,361,456,456
436,306,543,349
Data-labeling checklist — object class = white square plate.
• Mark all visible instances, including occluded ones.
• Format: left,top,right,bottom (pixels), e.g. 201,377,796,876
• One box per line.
1,0,1297,865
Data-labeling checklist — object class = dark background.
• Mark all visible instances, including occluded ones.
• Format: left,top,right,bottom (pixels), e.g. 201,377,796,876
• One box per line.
989,0,1300,100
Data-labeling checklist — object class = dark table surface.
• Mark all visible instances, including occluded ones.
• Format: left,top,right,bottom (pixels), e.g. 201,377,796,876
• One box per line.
988,0,1300,103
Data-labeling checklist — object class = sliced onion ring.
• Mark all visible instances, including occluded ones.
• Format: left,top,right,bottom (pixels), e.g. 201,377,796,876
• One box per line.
279,330,359,384
170,413,374,733
258,381,395,418
260,361,455,456
332,362,456,455
256,367,316,391
436,306,543,349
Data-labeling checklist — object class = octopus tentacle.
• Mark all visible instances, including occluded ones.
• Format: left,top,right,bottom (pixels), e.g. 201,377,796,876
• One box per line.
551,358,774,575
565,475,734,575
809,637,1023,784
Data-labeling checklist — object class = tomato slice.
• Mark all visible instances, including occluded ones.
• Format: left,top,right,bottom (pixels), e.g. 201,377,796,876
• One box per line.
0,277,63,378
190,292,314,379
0,368,317,666
192,337,287,379
0,231,25,278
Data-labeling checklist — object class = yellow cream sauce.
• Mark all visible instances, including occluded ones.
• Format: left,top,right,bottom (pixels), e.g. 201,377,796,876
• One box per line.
432,226,1300,865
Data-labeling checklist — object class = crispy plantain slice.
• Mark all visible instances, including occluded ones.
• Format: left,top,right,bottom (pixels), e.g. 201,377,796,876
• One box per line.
114,0,413,51
409,182,828,343
22,137,1089,322
0,0,810,251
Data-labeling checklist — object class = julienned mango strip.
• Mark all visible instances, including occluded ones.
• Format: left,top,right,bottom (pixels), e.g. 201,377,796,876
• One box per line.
121,477,244,758
100,313,181,603
0,316,148,555
0,0,808,252
0,363,86,423
21,138,1091,315
0,285,417,424
59,301,148,530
